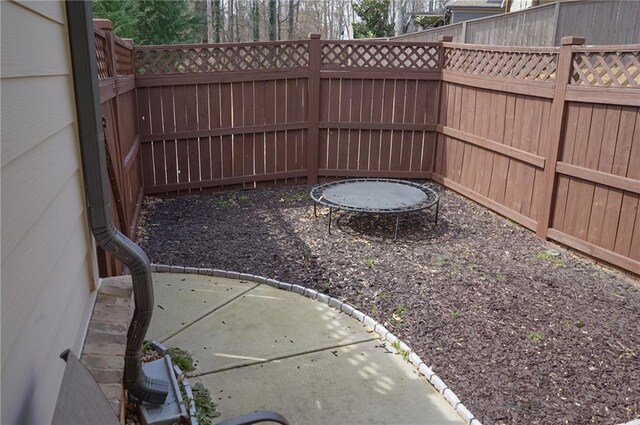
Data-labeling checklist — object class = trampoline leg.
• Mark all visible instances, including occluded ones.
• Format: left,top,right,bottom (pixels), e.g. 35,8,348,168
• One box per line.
328,207,333,235
435,200,440,224
394,214,400,241
313,201,317,217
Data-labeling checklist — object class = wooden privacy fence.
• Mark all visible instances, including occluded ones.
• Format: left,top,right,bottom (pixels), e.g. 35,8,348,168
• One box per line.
131,35,640,275
392,0,640,47
94,20,142,276
434,38,639,276
133,37,442,192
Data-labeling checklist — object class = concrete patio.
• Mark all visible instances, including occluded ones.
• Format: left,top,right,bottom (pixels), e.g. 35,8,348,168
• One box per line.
145,272,467,425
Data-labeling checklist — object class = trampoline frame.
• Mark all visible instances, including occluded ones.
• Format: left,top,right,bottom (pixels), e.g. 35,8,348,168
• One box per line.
310,178,440,240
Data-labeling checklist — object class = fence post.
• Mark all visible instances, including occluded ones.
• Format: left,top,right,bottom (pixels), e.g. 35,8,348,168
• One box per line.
536,36,584,239
307,33,321,185
432,36,453,175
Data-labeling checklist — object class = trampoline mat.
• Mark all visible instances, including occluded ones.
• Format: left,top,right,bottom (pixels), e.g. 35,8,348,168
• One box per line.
311,179,438,213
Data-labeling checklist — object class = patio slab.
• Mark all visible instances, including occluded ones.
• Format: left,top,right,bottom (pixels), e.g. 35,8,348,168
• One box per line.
194,339,463,425
163,282,377,373
147,273,257,341
154,272,465,424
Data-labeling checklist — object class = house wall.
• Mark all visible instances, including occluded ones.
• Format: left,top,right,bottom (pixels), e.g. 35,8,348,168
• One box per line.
1,1,99,424
450,9,502,24
509,0,535,12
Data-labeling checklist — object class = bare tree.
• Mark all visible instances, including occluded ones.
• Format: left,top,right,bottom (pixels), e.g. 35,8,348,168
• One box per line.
252,0,260,41
213,0,222,42
268,0,277,40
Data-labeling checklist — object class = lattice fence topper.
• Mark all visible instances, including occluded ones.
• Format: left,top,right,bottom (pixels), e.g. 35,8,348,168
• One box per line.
135,43,309,75
321,43,440,69
444,47,558,81
571,50,640,87
115,42,133,76
95,33,110,79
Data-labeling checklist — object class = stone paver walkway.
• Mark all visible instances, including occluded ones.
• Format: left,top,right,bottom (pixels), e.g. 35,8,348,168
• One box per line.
147,272,465,425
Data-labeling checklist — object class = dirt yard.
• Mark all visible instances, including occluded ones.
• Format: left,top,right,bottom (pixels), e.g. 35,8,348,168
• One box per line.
137,183,639,425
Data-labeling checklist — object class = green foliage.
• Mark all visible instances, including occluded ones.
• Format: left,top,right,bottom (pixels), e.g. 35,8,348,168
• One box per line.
535,250,564,268
142,339,153,351
413,15,440,28
526,331,544,341
168,347,195,372
92,0,141,39
364,258,375,269
390,304,408,328
352,0,395,39
391,340,409,361
535,250,553,261
394,305,407,316
192,383,220,424
92,0,205,45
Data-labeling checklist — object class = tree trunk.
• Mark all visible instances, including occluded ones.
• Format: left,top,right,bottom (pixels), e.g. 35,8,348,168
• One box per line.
213,0,221,42
268,0,277,40
206,0,213,42
395,0,405,36
287,0,295,40
252,0,260,41
227,0,234,41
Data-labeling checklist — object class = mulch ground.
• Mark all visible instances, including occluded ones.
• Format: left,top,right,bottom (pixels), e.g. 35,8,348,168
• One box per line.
137,183,639,425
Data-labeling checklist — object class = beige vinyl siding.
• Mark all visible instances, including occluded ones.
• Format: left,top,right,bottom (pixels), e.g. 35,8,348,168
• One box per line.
1,1,98,424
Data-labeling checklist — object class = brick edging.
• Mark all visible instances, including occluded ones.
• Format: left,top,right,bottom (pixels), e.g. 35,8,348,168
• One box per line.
150,264,482,425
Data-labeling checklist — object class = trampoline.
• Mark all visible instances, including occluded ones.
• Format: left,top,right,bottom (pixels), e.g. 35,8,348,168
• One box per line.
310,178,440,240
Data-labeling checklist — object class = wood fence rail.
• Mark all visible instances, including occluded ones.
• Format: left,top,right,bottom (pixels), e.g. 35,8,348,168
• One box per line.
96,23,640,275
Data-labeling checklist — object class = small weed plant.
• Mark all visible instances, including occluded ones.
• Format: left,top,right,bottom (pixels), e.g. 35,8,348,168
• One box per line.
391,340,410,361
168,347,195,372
364,258,375,269
527,331,544,341
390,305,408,329
192,383,220,424
394,305,408,316
535,251,553,261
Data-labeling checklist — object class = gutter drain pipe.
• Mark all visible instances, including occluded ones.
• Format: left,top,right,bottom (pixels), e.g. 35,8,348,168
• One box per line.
65,1,168,404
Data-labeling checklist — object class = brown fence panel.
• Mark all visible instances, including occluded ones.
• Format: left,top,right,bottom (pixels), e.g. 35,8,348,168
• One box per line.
317,41,440,181
544,44,640,275
135,41,311,192
434,44,558,231
433,40,639,274
94,20,141,277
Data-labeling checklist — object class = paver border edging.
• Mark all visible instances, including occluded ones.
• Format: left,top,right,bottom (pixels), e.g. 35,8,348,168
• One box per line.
150,264,482,425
